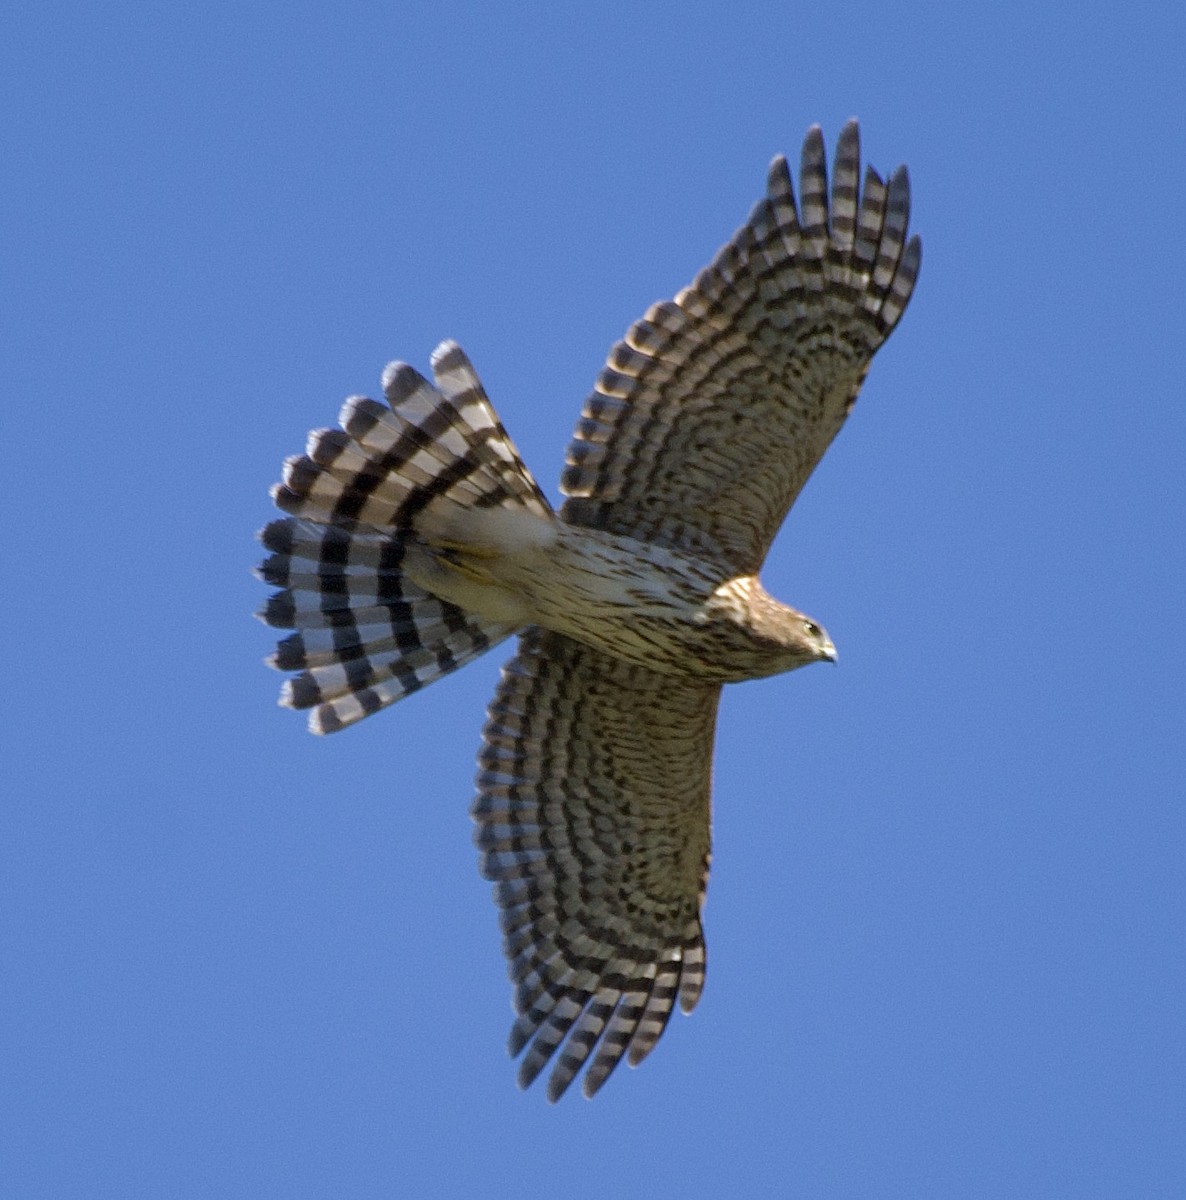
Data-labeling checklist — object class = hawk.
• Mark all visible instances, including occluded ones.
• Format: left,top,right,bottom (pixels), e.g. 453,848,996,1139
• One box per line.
257,120,921,1100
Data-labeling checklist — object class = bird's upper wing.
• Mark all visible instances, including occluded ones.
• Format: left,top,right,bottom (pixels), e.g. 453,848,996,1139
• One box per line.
474,627,720,1101
560,120,921,575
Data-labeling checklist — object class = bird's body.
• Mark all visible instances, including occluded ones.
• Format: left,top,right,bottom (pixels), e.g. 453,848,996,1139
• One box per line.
407,498,830,682
258,120,921,1099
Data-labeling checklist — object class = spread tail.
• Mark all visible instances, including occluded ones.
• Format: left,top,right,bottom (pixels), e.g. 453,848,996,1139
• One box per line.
257,341,550,733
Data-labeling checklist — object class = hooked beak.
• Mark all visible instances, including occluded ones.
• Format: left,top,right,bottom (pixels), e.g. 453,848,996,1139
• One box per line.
820,641,838,664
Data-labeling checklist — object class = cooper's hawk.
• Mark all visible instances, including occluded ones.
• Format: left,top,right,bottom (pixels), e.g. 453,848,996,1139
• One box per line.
257,120,921,1100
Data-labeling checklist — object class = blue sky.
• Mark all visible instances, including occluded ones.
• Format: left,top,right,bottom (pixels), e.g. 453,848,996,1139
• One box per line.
3,2,1184,1196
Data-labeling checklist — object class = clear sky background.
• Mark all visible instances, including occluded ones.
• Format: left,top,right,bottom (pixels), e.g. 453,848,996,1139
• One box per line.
4,3,1183,1197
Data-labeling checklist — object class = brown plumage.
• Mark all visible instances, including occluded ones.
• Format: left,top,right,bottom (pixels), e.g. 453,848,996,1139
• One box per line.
257,120,921,1098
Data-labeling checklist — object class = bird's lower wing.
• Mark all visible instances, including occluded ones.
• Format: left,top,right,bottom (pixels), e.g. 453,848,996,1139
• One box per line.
474,627,720,1100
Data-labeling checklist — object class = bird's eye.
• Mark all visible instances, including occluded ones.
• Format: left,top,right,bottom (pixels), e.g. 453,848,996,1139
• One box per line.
803,621,821,639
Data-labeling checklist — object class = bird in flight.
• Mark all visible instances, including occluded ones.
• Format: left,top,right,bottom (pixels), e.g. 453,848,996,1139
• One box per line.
257,119,921,1100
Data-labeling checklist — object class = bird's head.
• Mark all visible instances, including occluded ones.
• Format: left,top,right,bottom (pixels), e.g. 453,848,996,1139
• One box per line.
787,613,838,665
703,576,837,680
757,605,837,674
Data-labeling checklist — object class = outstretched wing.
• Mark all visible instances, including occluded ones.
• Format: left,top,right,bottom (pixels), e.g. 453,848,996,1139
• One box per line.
560,120,921,575
474,628,720,1101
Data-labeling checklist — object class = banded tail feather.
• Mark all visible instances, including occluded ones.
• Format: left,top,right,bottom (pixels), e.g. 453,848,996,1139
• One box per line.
257,341,550,734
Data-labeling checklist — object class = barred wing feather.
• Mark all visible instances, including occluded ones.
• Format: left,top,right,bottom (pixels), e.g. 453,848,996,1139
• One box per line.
474,628,719,1100
560,120,921,575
